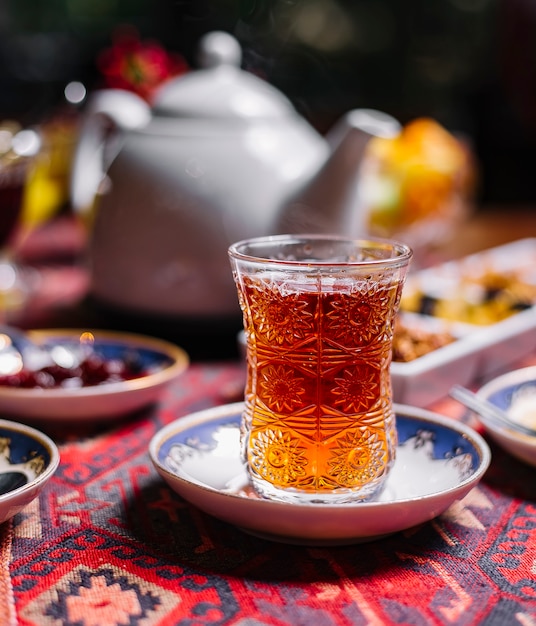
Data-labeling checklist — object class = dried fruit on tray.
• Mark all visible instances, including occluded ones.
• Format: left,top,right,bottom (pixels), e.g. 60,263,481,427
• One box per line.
392,319,457,362
401,269,536,325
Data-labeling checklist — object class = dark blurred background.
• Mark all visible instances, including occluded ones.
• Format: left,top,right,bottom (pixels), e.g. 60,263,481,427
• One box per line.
1,0,535,206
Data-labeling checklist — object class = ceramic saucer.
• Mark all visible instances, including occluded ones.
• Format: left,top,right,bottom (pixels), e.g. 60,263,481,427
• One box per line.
149,402,491,545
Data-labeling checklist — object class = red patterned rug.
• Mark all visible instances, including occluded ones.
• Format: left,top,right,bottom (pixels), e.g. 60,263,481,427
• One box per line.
3,360,536,625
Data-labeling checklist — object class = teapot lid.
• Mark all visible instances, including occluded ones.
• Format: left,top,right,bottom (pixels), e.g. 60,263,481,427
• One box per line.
152,31,295,119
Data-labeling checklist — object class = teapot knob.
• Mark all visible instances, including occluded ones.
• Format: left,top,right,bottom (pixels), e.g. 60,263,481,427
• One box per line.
197,31,242,69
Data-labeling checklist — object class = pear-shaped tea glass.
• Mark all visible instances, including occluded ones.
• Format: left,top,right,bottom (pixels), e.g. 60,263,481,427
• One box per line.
229,234,412,504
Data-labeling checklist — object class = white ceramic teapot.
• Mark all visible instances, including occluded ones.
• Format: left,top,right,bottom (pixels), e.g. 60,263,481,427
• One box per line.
71,31,400,321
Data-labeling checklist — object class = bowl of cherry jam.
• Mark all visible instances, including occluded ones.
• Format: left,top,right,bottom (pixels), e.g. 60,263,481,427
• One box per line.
0,329,189,422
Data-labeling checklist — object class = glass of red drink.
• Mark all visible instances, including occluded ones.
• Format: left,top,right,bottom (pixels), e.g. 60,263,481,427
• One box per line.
229,234,412,504
0,123,38,321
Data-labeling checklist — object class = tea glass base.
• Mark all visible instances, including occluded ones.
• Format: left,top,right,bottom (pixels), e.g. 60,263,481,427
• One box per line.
250,475,388,505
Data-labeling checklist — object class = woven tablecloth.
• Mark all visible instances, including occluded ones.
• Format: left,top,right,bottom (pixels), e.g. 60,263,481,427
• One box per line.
1,355,536,626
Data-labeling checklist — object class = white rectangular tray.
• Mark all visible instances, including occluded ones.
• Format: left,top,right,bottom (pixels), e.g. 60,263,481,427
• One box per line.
391,238,536,406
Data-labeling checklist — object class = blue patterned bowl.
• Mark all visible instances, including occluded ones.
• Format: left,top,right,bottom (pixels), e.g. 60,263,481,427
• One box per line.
0,419,59,524
476,365,536,467
0,329,189,422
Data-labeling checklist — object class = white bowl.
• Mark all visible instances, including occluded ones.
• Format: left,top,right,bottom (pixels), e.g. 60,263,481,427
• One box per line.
0,418,60,524
476,366,536,467
0,329,189,422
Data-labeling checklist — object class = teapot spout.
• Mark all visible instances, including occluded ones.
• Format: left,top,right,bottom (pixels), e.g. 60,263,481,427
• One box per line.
277,108,400,237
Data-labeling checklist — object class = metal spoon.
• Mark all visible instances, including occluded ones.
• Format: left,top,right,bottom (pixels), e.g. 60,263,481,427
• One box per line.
0,325,84,375
449,384,536,438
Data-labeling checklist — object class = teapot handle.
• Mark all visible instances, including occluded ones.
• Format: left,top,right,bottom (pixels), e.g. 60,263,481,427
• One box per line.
70,89,151,214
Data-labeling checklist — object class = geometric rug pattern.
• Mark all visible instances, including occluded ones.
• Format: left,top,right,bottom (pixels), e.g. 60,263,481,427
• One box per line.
3,361,536,625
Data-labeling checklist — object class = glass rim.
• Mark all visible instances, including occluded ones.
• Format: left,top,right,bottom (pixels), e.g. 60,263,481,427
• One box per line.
228,233,413,268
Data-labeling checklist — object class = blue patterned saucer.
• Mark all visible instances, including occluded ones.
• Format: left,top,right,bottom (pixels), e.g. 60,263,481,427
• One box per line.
150,402,490,545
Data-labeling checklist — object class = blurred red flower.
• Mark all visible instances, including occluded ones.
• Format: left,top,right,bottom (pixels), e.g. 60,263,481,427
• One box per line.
97,26,189,102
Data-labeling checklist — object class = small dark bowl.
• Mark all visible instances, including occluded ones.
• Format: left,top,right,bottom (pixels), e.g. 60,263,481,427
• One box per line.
0,419,60,524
